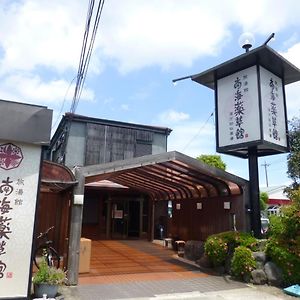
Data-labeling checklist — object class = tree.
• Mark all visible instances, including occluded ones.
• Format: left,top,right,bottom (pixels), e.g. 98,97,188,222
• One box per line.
196,154,226,170
286,117,300,193
259,191,268,211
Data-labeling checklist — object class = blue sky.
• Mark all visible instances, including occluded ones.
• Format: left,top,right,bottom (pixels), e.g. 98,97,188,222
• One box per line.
0,0,299,187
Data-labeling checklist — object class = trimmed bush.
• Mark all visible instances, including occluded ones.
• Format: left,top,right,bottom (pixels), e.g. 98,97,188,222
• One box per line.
204,236,228,266
231,246,256,279
204,231,257,267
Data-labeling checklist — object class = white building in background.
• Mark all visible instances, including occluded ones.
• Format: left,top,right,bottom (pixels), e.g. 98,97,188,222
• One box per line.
260,185,291,216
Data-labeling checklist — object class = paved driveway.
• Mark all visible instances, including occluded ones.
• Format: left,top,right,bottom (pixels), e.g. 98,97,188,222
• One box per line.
55,240,292,300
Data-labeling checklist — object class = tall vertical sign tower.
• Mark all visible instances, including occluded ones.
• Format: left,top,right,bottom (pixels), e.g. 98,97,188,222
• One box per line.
175,44,300,237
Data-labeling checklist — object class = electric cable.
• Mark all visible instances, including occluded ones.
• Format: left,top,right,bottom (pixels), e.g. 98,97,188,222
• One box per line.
58,0,105,164
181,111,214,152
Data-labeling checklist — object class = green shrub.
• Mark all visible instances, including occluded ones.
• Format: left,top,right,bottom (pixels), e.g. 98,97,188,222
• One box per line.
268,214,285,237
266,189,300,286
266,238,300,286
238,232,258,251
32,258,66,285
204,236,228,266
231,246,256,279
204,231,257,267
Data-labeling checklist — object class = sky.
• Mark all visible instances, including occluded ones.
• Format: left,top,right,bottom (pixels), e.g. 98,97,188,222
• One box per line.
0,0,299,188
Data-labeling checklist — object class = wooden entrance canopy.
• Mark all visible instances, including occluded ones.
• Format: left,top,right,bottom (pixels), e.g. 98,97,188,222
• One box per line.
81,151,248,201
68,151,250,285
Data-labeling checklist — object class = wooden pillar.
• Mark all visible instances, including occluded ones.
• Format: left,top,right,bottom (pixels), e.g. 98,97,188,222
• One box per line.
151,199,155,241
106,197,111,239
139,198,143,238
67,168,85,285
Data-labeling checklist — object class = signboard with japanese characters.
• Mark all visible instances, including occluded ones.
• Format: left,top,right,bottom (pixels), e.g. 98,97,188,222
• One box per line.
192,45,298,157
217,65,260,148
0,141,42,298
260,67,287,148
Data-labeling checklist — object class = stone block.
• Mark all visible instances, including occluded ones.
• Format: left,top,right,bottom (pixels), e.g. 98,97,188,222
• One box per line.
184,240,204,261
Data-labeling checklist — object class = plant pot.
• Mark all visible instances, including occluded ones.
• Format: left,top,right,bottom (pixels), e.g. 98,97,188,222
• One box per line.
34,283,58,298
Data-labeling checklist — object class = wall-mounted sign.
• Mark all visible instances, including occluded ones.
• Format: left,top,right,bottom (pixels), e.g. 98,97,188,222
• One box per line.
114,210,123,219
196,202,202,210
224,202,231,210
0,141,42,299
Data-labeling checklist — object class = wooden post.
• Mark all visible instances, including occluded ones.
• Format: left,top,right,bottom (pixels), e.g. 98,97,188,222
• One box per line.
106,197,111,239
151,199,155,241
67,168,85,285
139,198,143,238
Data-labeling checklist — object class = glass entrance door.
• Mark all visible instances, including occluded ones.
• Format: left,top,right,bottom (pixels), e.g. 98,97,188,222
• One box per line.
111,199,128,239
111,199,141,239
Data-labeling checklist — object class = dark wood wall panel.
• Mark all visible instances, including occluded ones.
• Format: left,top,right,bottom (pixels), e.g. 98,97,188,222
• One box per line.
123,128,135,159
85,123,105,165
85,123,154,165
35,191,71,263
169,195,244,241
81,189,106,240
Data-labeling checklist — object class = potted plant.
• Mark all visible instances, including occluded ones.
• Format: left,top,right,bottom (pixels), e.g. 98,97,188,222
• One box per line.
32,258,67,298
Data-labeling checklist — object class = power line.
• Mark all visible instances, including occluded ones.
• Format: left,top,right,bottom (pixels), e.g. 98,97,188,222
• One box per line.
58,0,105,164
182,111,214,152
70,0,105,114
51,76,77,130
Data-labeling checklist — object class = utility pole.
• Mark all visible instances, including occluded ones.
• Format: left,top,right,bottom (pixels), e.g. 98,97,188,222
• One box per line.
261,161,270,187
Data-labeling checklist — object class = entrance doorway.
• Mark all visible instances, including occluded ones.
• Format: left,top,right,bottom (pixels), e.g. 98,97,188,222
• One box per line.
82,189,149,240
111,199,141,239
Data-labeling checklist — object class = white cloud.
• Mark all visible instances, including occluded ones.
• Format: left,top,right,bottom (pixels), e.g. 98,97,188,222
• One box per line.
281,42,300,68
1,1,300,75
281,42,300,118
231,0,300,35
0,1,89,75
100,0,232,73
0,0,299,119
285,82,300,118
159,110,190,123
0,73,94,105
98,0,300,73
167,121,215,158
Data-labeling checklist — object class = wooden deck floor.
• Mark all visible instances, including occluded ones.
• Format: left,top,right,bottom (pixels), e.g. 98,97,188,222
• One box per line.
79,240,208,285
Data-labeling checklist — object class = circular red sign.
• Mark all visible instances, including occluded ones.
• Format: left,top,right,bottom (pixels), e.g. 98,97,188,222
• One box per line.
0,143,24,170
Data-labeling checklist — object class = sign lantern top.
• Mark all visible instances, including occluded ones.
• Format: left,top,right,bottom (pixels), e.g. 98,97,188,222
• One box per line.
191,45,300,90
179,44,300,158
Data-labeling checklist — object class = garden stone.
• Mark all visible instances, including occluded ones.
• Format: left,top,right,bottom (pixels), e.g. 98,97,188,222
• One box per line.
184,240,204,261
251,269,267,285
197,254,212,269
264,261,283,287
253,251,267,269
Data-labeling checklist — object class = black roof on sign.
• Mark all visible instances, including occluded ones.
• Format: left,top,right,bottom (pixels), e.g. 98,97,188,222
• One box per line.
191,45,300,90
